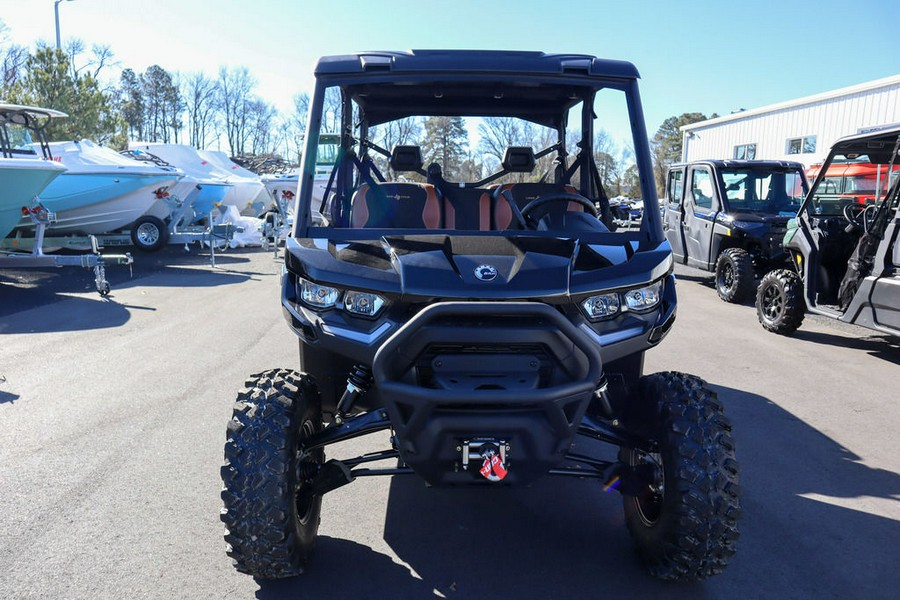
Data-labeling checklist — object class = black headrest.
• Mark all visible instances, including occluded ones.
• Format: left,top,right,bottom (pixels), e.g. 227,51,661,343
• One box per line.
390,145,423,172
502,147,536,173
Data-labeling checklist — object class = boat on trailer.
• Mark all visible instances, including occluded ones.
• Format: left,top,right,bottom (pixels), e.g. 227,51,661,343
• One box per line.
130,142,269,216
0,104,131,295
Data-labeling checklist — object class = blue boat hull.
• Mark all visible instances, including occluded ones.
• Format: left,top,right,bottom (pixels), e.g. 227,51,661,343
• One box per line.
0,160,66,238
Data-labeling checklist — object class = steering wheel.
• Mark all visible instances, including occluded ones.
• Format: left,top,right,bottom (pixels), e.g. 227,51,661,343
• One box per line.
519,192,599,228
842,202,876,233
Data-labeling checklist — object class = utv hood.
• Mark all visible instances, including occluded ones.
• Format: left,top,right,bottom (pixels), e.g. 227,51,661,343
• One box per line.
288,234,671,300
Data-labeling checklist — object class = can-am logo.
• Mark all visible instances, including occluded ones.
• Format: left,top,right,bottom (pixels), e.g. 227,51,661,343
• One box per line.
474,264,498,281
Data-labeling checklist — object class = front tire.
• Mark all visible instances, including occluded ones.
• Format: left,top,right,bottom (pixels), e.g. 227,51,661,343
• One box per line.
220,368,324,578
715,248,755,303
130,215,168,252
620,372,741,581
756,269,805,334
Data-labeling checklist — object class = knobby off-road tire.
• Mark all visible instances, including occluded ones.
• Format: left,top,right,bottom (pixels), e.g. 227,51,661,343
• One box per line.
756,269,805,335
715,247,755,303
619,372,741,581
220,368,324,578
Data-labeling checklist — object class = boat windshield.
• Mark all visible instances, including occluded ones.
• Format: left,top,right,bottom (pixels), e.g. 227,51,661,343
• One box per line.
720,168,806,216
316,135,340,168
1,119,39,158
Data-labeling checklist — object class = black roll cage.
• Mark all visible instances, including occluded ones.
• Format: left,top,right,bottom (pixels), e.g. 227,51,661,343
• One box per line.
294,66,664,249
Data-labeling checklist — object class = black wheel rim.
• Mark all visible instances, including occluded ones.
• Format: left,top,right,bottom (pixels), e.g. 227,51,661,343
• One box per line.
718,262,735,294
627,449,665,526
761,283,784,323
294,420,320,526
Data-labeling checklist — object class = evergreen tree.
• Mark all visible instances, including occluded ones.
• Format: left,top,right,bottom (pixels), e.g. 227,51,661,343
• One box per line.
9,46,126,147
651,112,716,193
421,116,468,179
118,68,144,140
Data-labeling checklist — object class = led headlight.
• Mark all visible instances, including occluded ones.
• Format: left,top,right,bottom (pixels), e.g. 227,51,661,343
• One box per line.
623,281,662,311
581,293,620,320
343,290,386,317
300,278,339,309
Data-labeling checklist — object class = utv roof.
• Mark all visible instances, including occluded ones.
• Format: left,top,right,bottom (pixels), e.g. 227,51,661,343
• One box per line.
674,160,806,170
828,125,900,164
314,50,641,127
315,50,640,79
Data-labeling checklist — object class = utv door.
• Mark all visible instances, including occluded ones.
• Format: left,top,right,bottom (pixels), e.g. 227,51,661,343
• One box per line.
683,166,719,269
664,167,687,262
870,203,900,331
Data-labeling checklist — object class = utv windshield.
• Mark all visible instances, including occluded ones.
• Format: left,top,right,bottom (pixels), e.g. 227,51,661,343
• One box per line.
297,68,660,246
720,167,806,216
807,130,900,217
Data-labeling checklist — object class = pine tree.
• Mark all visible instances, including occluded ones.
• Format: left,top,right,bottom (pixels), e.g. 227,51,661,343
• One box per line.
9,46,126,148
421,116,469,180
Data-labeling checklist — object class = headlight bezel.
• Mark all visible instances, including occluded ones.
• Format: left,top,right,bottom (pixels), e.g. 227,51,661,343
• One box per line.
298,277,388,318
579,279,664,322
300,278,340,309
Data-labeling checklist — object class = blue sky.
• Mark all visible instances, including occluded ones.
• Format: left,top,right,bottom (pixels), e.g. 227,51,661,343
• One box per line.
2,0,898,148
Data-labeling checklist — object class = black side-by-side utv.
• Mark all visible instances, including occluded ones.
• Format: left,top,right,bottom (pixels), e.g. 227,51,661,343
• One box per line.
664,160,808,303
219,50,741,582
756,127,900,337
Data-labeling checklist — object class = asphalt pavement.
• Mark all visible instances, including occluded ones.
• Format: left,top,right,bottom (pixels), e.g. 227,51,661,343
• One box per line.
1,247,898,599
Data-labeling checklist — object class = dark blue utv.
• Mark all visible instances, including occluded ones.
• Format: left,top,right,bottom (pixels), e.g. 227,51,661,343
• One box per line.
220,50,741,582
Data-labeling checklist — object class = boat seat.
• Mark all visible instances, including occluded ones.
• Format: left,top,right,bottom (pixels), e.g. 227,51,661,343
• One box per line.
349,182,441,229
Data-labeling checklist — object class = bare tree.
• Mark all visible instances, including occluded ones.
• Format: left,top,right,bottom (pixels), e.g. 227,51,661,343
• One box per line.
218,66,255,155
478,117,557,182
0,44,28,91
247,98,278,155
366,117,422,176
88,44,117,80
183,71,219,148
322,87,342,133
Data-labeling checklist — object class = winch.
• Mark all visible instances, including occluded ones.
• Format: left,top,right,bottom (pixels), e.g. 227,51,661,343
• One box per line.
460,438,509,482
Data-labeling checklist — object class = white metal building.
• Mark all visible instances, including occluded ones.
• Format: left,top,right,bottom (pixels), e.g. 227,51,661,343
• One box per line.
680,74,900,167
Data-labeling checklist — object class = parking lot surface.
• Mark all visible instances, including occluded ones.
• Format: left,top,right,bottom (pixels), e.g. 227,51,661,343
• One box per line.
1,248,898,599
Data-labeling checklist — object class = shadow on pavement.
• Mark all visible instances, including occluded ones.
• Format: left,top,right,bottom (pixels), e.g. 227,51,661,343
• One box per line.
354,384,895,598
0,390,20,404
0,245,274,320
792,329,900,365
0,295,133,333
253,537,435,599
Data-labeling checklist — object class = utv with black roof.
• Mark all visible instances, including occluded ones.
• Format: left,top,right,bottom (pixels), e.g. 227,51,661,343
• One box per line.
756,127,900,336
664,160,808,302
219,50,741,582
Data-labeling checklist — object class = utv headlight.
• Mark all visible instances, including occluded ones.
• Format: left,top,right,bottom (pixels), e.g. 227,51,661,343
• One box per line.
623,281,662,312
300,278,339,309
581,293,620,320
343,290,386,317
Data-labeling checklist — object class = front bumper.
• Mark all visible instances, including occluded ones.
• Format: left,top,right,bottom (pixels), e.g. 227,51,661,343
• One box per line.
371,301,603,485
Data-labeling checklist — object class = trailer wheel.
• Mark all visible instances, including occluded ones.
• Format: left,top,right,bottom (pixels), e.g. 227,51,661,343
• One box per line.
220,368,324,578
130,215,168,252
619,372,741,581
756,269,805,334
714,248,755,303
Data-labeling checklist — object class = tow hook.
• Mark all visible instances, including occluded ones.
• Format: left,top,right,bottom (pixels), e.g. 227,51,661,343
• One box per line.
460,439,509,482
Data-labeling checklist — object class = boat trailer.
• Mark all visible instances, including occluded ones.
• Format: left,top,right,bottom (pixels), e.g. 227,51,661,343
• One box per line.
0,205,132,296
